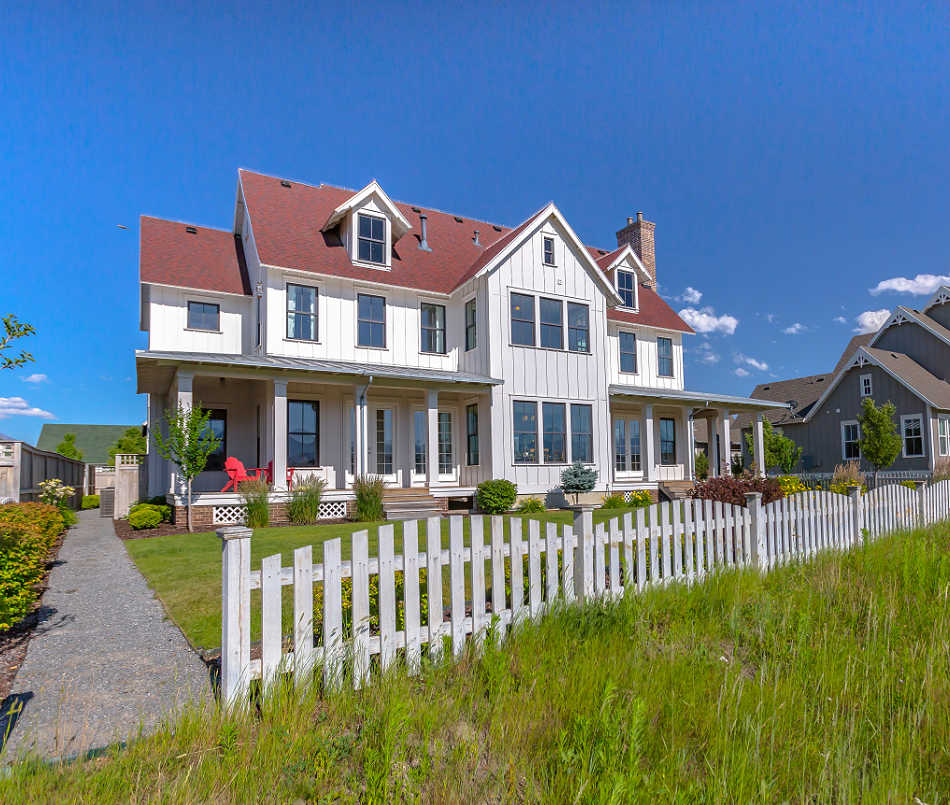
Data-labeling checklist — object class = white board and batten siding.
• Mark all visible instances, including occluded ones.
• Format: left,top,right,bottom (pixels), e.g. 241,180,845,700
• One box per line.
607,324,685,391
146,284,252,355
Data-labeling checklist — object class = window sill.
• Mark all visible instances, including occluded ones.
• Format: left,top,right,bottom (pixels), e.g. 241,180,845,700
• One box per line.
618,369,639,376
356,344,389,351
420,350,448,356
352,260,390,271
284,337,321,344
509,342,592,356
185,327,222,334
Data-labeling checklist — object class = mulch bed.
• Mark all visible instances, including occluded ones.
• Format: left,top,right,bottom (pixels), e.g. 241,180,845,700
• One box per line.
113,519,190,540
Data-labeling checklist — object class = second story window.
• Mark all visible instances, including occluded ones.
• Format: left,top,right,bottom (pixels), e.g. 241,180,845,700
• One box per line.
543,236,555,265
619,332,637,373
567,302,589,352
860,374,873,397
420,303,446,354
357,214,385,264
539,298,563,349
617,270,636,308
465,298,477,350
657,336,674,377
187,301,219,331
357,293,386,348
511,292,536,346
286,283,318,341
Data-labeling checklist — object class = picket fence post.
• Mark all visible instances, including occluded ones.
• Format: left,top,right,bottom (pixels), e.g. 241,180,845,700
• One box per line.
572,504,595,601
848,485,863,545
917,482,927,527
218,525,251,708
745,492,767,570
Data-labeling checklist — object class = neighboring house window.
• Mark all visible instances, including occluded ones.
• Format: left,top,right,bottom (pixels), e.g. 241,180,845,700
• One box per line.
465,298,477,350
438,412,453,474
630,420,641,471
543,236,555,265
357,214,385,263
841,420,860,461
617,270,636,308
286,283,318,341
614,419,626,471
567,303,589,352
619,332,637,373
202,408,227,471
357,293,386,348
540,298,564,349
466,404,479,466
513,401,538,463
939,415,950,457
657,337,674,377
543,402,567,463
413,410,426,474
187,301,219,331
902,414,925,458
570,404,593,463
288,400,319,467
860,374,873,397
659,417,676,465
510,293,536,346
376,409,393,474
420,303,446,354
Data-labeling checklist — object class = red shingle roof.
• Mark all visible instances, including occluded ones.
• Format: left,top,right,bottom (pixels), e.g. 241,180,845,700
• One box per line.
607,286,694,334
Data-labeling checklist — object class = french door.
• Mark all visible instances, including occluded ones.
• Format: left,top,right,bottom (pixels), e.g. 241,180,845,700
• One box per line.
369,405,400,485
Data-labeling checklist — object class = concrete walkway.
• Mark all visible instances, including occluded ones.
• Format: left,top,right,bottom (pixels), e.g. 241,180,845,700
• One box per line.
1,509,211,761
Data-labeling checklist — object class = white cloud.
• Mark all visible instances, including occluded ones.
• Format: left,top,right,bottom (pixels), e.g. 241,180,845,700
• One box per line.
766,313,776,324
734,367,750,377
678,306,738,335
679,286,703,304
869,274,950,296
783,322,805,335
21,373,48,384
695,342,720,364
0,396,55,421
833,316,847,324
735,353,768,371
854,309,891,334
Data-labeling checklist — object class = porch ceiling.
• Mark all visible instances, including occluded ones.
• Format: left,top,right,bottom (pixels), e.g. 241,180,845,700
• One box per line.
608,384,791,412
136,350,501,395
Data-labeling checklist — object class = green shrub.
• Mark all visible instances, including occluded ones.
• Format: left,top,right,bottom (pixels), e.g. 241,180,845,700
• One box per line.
81,494,100,510
0,503,65,543
560,462,598,504
516,497,546,514
287,476,326,524
900,480,917,490
129,507,162,530
239,479,271,528
476,479,518,514
695,450,709,480
601,493,627,509
144,495,168,506
129,502,172,523
353,475,385,522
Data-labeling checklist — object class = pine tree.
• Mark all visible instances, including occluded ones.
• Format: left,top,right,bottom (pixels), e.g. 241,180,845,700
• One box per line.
561,462,598,505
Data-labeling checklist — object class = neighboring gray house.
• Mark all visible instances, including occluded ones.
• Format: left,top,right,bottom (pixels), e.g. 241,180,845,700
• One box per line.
737,288,950,474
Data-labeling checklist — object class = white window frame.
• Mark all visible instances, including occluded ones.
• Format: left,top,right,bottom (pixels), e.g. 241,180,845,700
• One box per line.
285,282,319,342
542,235,556,266
616,270,637,309
860,373,873,398
939,414,950,457
356,212,387,266
900,413,926,458
840,420,861,461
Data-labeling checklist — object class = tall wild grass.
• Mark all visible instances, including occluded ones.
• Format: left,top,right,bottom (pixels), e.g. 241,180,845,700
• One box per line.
238,479,270,528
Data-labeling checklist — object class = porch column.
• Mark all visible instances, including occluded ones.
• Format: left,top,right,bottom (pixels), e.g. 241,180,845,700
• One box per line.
174,372,193,496
643,404,656,482
273,380,288,491
686,410,696,482
752,413,766,477
146,392,166,498
354,385,369,477
426,390,439,487
719,409,732,476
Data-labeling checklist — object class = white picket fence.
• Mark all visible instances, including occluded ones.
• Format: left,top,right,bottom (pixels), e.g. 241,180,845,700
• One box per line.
217,481,950,705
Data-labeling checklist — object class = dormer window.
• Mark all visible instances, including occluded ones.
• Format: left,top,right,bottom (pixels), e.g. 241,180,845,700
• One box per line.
358,214,386,264
543,236,555,266
617,270,636,308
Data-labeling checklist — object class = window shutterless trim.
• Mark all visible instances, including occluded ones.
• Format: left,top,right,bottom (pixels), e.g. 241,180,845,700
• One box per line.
464,297,477,351
466,403,479,466
419,301,447,355
187,300,220,331
900,413,925,458
512,400,539,464
287,399,320,467
618,330,637,374
567,302,590,353
356,292,387,348
657,336,674,378
542,235,555,266
510,292,536,347
616,270,636,308
840,420,860,461
357,213,386,265
286,282,319,342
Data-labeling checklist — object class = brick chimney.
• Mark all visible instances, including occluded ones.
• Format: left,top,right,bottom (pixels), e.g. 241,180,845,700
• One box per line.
616,212,656,287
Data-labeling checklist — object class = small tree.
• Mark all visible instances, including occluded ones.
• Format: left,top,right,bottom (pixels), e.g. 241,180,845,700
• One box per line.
153,403,220,532
857,397,902,486
744,419,802,474
694,450,709,480
55,433,83,462
561,462,598,505
0,314,36,370
108,426,147,466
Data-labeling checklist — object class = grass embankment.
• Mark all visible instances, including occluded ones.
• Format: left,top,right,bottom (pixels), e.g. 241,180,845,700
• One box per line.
125,507,643,649
5,522,950,801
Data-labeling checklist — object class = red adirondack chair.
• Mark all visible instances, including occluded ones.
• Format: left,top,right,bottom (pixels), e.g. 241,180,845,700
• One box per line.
220,457,268,492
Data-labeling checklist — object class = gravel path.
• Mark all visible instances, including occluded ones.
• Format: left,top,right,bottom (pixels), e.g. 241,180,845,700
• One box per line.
1,509,211,761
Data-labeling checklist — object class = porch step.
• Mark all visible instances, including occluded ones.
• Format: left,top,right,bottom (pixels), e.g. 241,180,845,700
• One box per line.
658,481,694,502
382,491,443,521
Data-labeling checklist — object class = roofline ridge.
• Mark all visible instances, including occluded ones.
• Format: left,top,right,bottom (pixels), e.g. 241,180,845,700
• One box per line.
140,214,232,234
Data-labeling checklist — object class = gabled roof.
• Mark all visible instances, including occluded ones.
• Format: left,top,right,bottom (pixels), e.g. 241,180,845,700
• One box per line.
606,286,694,333
869,306,950,351
922,284,950,314
591,244,652,283
733,373,831,430
321,180,412,240
831,333,874,376
36,424,139,465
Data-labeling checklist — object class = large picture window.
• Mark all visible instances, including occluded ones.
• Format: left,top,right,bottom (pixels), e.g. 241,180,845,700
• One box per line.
567,303,589,352
510,293,536,346
357,214,385,263
659,417,676,465
542,402,567,463
187,301,219,331
539,298,563,349
420,303,446,354
288,400,319,467
466,404,479,466
902,414,925,458
202,408,227,471
357,293,386,348
570,404,593,463
286,284,318,341
617,271,636,308
657,337,674,378
841,421,860,460
513,401,538,463
619,332,637,373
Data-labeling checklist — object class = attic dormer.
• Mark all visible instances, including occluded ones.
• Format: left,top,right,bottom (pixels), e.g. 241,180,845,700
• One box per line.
598,245,651,312
321,180,412,271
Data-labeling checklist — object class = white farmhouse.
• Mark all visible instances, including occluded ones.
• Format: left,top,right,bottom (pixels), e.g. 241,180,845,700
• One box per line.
136,170,783,525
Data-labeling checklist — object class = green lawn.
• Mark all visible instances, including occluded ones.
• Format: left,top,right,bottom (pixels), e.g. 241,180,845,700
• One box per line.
125,507,644,649
6,521,950,800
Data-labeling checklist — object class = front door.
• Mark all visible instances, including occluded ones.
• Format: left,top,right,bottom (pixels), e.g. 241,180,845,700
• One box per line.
369,406,400,486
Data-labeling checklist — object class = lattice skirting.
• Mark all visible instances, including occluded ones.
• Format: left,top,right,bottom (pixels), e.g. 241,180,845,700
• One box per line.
319,500,348,519
211,500,348,525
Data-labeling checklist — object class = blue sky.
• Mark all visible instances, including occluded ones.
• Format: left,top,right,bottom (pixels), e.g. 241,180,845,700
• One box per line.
2,1,949,443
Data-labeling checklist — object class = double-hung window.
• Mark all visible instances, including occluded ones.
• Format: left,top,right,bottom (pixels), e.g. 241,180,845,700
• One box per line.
357,293,386,348
413,411,427,474
939,415,950,457
465,298,477,350
539,298,563,349
614,420,627,471
286,283,318,341
542,402,567,463
466,404,479,465
657,337,674,378
567,303,589,352
617,270,636,308
902,414,925,458
659,418,676,465
841,421,860,460
420,303,446,354
202,409,227,471
513,401,538,463
629,421,641,471
570,404,593,463
510,293,536,346
288,400,319,467
543,236,555,265
619,332,637,373
860,374,873,397
438,412,453,474
357,214,385,264
187,301,219,331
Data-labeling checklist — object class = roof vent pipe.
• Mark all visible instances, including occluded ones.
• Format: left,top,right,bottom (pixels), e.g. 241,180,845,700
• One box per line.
473,229,480,246
418,214,432,251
